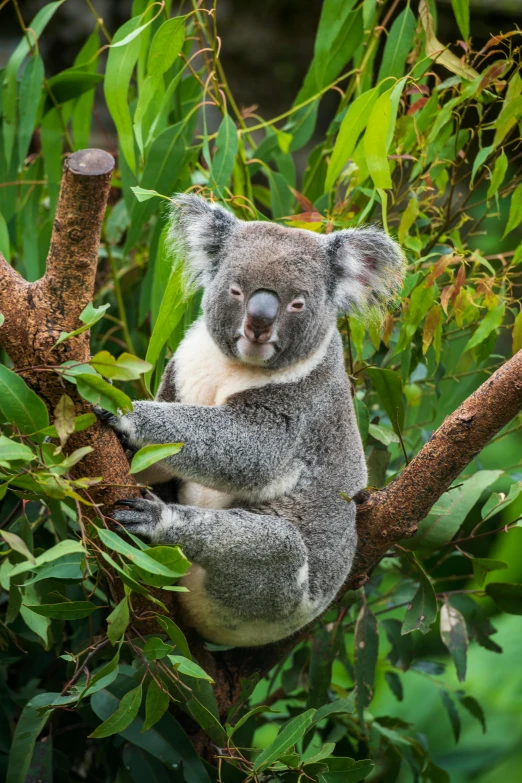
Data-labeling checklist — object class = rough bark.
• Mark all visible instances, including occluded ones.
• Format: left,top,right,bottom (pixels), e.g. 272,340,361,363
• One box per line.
0,149,140,513
1,148,522,735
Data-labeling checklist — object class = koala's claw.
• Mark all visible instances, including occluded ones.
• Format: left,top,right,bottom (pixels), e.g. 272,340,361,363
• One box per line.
111,496,163,538
93,405,116,424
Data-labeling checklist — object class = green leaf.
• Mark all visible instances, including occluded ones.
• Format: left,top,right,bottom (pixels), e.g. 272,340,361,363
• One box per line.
143,637,172,661
91,691,210,781
107,597,130,645
485,582,522,615
130,185,165,202
8,539,85,580
0,365,49,436
168,655,214,682
451,0,469,39
311,695,355,727
155,614,191,657
441,690,461,743
45,69,103,106
74,373,133,416
0,530,35,562
440,602,468,682
368,423,399,446
458,694,486,733
211,116,239,195
143,679,170,732
6,693,54,783
366,367,404,435
54,301,110,346
354,604,378,726
384,671,403,701
72,30,100,149
402,556,438,635
89,684,143,738
147,16,185,81
2,1,64,167
81,650,120,698
227,705,278,738
0,436,35,467
90,351,152,381
98,528,183,578
134,545,190,587
364,86,395,189
486,152,508,199
471,144,493,183
254,709,316,771
417,470,503,549
145,258,185,391
104,15,143,173
20,605,50,647
40,412,96,439
296,1,362,104
22,554,83,586
482,482,522,520
464,303,505,352
24,600,99,620
398,197,419,245
130,443,184,474
0,213,10,262
377,7,416,83
18,53,44,163
325,87,379,191
493,94,522,148
320,759,374,783
504,182,522,237
100,551,168,609
470,557,508,586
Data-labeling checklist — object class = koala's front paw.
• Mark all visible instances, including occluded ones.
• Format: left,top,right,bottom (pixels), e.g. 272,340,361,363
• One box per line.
112,496,166,540
95,406,134,449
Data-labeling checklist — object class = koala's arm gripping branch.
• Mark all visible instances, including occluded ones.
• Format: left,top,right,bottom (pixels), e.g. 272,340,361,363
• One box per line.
124,400,297,487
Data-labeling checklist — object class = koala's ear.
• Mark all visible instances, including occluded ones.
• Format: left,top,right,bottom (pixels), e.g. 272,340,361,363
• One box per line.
323,228,405,315
169,194,239,287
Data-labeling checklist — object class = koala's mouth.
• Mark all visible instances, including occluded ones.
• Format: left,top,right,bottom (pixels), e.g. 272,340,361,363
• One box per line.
235,335,278,365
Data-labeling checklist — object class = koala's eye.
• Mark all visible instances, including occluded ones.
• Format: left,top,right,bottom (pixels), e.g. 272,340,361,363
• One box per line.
288,298,305,313
229,286,243,301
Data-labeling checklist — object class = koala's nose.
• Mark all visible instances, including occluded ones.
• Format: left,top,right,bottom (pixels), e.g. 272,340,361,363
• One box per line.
245,289,279,342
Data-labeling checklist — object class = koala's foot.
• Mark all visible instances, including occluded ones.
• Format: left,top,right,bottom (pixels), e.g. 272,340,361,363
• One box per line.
112,496,166,540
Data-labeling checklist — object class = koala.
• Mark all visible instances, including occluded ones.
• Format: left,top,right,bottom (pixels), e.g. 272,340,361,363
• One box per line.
108,195,404,647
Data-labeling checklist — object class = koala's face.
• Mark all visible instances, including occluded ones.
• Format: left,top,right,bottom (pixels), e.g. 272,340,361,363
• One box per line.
172,196,404,370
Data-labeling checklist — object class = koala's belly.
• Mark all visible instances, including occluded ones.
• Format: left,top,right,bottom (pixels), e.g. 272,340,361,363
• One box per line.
179,565,323,647
177,481,234,509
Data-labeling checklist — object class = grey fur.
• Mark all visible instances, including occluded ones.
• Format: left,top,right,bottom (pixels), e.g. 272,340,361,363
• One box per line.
109,196,405,647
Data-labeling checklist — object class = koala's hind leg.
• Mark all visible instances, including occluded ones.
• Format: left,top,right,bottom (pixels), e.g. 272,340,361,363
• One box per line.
112,496,310,645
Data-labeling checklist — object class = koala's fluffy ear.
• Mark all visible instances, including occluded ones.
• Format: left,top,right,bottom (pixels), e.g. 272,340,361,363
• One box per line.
323,228,405,315
169,194,239,287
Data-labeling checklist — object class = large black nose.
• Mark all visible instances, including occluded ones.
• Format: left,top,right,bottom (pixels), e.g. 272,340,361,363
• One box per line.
245,289,279,342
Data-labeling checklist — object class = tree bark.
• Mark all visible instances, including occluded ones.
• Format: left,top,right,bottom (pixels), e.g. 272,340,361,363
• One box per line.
1,149,521,732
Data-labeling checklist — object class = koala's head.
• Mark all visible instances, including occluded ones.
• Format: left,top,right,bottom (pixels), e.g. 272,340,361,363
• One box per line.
171,195,405,370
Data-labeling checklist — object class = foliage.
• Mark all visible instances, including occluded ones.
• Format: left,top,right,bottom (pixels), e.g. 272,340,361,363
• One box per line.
0,0,521,781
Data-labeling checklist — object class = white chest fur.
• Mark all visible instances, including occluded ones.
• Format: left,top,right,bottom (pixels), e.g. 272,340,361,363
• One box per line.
173,319,333,509
175,318,276,407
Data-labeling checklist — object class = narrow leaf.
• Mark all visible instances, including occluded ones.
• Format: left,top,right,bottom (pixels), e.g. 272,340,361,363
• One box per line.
130,443,183,473
89,684,142,738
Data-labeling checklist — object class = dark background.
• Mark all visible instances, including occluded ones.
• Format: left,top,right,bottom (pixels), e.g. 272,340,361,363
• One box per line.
1,0,521,152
